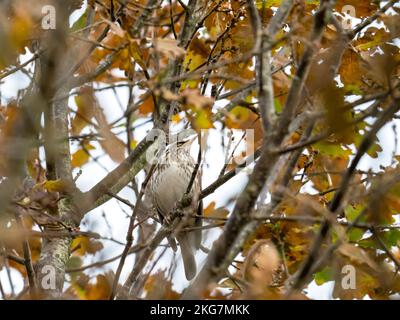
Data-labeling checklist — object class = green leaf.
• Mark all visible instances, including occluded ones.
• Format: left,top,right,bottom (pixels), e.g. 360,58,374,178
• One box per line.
358,236,376,249
70,10,87,33
314,266,334,286
256,0,281,9
381,229,400,247
66,256,83,280
359,230,400,249
348,228,365,242
388,183,400,197
313,141,352,159
344,204,366,222
354,134,382,159
274,98,282,113
344,84,363,95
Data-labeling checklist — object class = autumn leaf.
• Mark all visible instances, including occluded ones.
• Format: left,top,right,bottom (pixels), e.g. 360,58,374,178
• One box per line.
85,274,113,300
144,270,180,299
43,180,67,192
71,143,95,168
338,243,379,271
94,106,126,163
129,40,147,71
204,201,229,220
204,8,229,40
138,94,154,114
225,106,250,129
153,38,186,58
243,240,281,296
71,88,96,135
71,236,104,256
181,88,214,109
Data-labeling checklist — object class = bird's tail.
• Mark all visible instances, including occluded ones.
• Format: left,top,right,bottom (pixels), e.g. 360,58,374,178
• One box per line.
178,234,196,280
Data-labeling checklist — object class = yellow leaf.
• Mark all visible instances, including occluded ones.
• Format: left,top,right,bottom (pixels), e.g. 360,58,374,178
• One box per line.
194,109,214,129
129,41,147,71
255,0,282,9
43,180,67,192
71,144,94,168
225,106,249,129
180,52,205,89
130,139,137,150
204,202,216,217
171,113,181,123
118,48,131,73
182,52,204,72
72,236,104,256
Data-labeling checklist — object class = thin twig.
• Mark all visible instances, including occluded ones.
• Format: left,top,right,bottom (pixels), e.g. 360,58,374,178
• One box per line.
15,214,38,299
109,164,156,300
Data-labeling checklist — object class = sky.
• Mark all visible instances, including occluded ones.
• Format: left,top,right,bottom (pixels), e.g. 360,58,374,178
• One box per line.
0,0,399,300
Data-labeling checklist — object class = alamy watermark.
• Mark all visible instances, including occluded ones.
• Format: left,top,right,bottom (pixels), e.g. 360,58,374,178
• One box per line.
341,264,356,290
40,265,56,290
41,5,56,30
341,5,356,30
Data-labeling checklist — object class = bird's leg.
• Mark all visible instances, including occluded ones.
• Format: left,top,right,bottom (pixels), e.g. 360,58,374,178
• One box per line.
163,215,172,225
161,205,181,227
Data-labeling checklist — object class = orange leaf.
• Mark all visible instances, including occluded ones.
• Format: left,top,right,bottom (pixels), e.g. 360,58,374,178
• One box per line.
139,95,154,114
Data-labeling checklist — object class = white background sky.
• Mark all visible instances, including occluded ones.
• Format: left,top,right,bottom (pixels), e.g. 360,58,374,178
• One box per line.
1,1,399,300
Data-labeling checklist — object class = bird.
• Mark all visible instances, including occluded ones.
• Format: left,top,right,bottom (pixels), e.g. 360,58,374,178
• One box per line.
149,135,202,280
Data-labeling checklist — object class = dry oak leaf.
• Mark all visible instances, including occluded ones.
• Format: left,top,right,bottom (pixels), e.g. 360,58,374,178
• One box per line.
338,243,379,271
181,89,214,109
243,240,281,288
153,38,186,59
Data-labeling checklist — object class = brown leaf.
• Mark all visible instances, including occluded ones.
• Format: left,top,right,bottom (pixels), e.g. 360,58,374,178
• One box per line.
144,270,180,299
338,243,379,271
153,38,186,58
203,201,229,220
243,240,281,288
181,89,214,110
138,94,154,114
71,88,96,135
85,274,112,300
94,106,126,163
